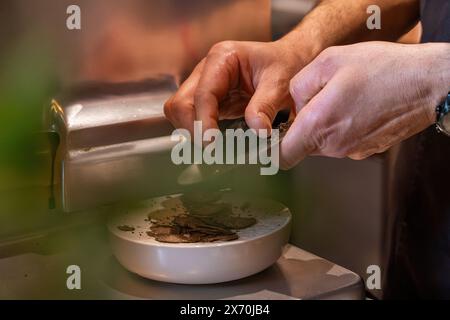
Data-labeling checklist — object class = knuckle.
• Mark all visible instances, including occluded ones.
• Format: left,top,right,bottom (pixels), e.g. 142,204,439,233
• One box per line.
208,42,240,70
315,47,339,72
289,79,309,110
303,113,327,152
163,98,174,118
310,131,327,153
271,76,291,92
193,89,207,104
289,75,308,107
320,46,338,58
164,94,194,124
210,40,237,55
289,77,297,95
167,97,184,113
254,99,277,117
348,153,367,160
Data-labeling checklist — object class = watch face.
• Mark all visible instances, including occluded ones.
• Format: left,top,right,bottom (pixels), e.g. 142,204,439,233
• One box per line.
437,93,450,136
442,114,450,134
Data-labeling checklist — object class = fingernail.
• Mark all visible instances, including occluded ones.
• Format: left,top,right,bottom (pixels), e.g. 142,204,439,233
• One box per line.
257,112,272,135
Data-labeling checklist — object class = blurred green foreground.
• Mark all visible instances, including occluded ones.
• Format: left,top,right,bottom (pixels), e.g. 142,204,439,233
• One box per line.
0,36,59,237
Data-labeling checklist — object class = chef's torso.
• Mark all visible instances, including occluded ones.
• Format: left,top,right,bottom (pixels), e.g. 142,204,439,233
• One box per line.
384,0,450,299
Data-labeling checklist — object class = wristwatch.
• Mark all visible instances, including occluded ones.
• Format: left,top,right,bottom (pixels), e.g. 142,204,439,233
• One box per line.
436,92,450,136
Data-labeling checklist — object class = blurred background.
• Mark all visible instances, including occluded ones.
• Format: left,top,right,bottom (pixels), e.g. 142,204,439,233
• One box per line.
0,0,270,233
0,0,422,299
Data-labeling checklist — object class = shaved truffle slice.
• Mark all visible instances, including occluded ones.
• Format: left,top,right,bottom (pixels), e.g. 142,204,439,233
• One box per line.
155,234,194,243
210,216,257,229
147,208,174,221
278,120,293,139
117,225,135,232
146,192,258,244
147,225,180,237
181,232,207,243
173,216,234,234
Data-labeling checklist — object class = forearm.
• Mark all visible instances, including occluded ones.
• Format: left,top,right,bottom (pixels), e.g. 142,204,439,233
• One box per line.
278,0,420,64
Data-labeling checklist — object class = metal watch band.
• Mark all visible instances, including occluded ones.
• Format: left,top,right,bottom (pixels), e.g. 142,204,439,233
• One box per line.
436,92,450,136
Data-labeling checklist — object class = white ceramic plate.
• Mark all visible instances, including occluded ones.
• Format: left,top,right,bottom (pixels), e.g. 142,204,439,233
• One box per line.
108,192,291,284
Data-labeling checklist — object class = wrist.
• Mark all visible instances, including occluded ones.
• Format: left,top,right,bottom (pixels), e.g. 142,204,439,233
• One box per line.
420,43,450,124
430,43,450,100
275,29,325,68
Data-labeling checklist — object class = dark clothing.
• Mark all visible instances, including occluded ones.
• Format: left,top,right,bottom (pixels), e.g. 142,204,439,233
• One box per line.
384,0,450,299
421,0,450,42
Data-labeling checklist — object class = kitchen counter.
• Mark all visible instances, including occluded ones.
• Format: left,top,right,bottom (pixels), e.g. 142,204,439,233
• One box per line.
0,224,363,300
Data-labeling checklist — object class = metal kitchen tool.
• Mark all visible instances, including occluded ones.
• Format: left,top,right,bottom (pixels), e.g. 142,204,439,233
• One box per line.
108,191,291,284
177,119,291,186
45,76,187,212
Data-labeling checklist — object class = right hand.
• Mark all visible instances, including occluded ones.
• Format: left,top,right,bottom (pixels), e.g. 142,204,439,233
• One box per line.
164,40,307,135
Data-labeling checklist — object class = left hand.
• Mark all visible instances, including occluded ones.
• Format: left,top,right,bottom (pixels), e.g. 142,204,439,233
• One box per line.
281,41,450,169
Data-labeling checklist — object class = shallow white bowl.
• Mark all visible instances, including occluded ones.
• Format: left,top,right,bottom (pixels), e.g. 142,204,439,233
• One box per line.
108,192,291,284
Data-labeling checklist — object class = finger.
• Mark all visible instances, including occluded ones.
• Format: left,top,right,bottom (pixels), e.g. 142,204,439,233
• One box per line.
289,51,336,113
245,78,294,133
164,60,205,134
218,90,252,120
194,47,240,132
279,97,322,169
280,82,340,169
279,53,338,169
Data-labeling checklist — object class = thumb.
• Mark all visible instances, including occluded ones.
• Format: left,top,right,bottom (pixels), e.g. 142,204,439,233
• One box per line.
245,80,294,133
279,103,319,170
279,56,336,169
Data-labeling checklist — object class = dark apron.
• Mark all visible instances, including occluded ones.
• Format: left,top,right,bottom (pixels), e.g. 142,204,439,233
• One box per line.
384,0,450,299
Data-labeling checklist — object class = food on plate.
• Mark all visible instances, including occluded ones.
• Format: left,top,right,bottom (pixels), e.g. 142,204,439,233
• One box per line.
278,120,293,139
117,225,135,232
145,191,256,243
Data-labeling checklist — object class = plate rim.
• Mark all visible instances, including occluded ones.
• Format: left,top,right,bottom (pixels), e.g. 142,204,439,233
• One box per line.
107,193,292,248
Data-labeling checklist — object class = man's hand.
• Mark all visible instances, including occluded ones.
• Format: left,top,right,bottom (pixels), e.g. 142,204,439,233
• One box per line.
164,0,421,138
164,40,307,134
281,41,450,169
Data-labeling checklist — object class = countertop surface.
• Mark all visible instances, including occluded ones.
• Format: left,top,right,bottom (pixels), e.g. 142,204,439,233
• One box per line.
0,224,363,300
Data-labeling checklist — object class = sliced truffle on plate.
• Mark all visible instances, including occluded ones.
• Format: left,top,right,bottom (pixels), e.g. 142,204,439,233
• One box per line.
147,208,175,221
117,225,135,232
147,225,181,237
155,234,194,243
210,216,257,229
188,202,232,216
